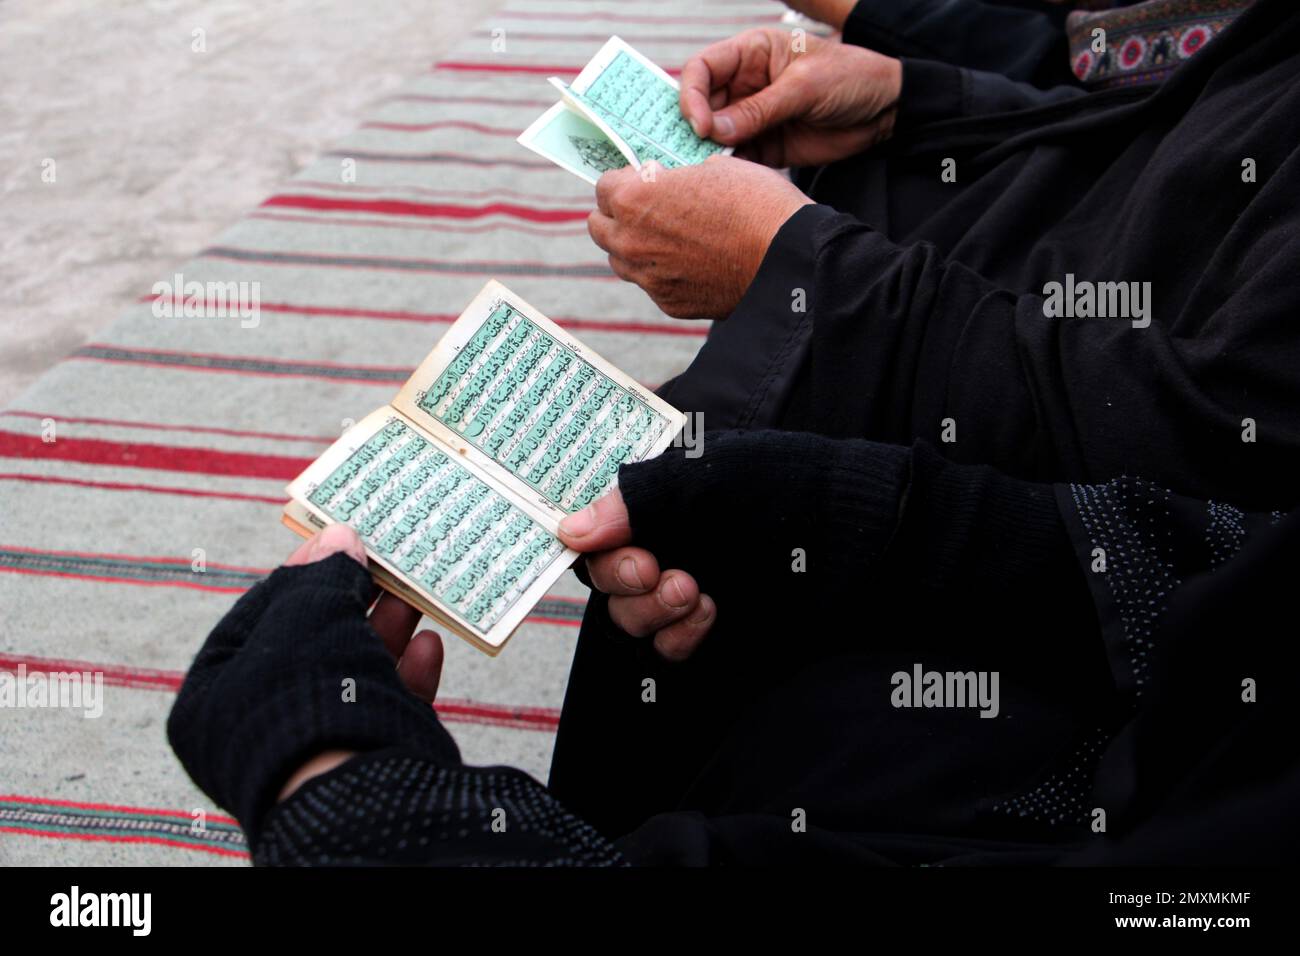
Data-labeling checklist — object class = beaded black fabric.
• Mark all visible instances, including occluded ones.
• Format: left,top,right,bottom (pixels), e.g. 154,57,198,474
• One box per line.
255,747,627,867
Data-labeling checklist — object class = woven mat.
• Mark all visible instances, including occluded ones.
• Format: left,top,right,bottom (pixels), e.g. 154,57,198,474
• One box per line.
0,0,787,864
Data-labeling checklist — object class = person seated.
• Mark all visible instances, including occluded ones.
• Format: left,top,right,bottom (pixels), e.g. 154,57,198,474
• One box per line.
168,431,1297,865
167,0,1299,867
587,0,1294,513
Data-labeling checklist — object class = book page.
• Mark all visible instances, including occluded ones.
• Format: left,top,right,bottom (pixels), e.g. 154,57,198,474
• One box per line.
517,102,630,185
394,280,686,523
285,408,573,653
551,36,731,169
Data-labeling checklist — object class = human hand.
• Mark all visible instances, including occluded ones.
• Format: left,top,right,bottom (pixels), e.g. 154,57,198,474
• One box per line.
558,489,717,662
277,526,445,800
284,526,443,703
679,27,900,168
588,155,810,319
167,524,454,834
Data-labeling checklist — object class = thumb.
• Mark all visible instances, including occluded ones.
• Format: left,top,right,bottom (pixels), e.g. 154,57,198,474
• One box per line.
558,488,632,553
710,79,806,145
284,523,368,568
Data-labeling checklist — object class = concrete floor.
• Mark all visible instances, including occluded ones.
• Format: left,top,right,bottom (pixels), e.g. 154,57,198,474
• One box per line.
0,0,507,406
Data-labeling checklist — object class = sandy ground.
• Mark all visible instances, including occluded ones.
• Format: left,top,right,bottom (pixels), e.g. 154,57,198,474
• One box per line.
0,0,507,406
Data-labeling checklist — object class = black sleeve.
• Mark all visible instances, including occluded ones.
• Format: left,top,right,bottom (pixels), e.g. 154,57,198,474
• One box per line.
167,553,626,866
673,200,1285,498
895,57,1086,128
842,0,1077,88
255,746,626,867
617,430,1091,629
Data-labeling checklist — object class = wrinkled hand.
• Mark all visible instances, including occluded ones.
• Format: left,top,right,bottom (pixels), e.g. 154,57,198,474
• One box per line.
559,489,717,662
589,155,810,319
680,27,901,168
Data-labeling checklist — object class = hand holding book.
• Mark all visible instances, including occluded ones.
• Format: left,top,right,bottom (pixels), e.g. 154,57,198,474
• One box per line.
283,282,685,655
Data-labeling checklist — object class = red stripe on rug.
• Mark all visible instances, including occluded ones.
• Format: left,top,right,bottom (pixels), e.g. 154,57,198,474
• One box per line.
379,93,555,108
250,210,590,237
0,545,261,571
0,653,563,731
0,793,238,825
197,246,609,277
286,180,591,204
496,9,782,25
0,826,251,859
0,429,309,481
470,30,731,44
261,194,589,223
0,544,264,569
0,653,187,691
0,567,246,594
70,345,414,386
134,294,708,337
360,119,521,135
0,472,285,505
0,409,335,445
434,60,682,77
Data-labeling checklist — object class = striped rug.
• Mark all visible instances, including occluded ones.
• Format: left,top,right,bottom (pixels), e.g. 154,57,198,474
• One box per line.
0,0,789,864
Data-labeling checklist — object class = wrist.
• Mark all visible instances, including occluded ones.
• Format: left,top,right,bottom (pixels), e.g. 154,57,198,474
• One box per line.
748,188,814,288
279,750,359,802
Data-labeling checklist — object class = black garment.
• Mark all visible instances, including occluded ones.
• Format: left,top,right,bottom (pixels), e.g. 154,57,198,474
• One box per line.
664,0,1300,512
169,433,1097,864
168,430,1295,865
168,552,628,865
550,433,1109,855
553,436,1294,865
164,553,457,845
842,0,1080,92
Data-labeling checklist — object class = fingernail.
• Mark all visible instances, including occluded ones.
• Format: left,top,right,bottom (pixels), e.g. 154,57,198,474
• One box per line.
560,504,596,538
714,114,735,138
661,574,689,608
615,556,644,591
689,116,705,137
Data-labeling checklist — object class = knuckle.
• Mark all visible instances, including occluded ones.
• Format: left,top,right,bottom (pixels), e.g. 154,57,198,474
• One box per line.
609,597,654,638
653,629,698,663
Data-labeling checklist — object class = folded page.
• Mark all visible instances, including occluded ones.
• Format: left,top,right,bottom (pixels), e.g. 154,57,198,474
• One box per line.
517,102,630,185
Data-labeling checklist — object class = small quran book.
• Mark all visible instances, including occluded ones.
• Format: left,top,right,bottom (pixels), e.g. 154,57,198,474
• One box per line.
282,281,686,655
518,36,732,184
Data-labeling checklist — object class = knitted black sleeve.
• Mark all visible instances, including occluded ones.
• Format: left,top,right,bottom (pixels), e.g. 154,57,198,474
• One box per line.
254,745,626,867
615,430,1087,615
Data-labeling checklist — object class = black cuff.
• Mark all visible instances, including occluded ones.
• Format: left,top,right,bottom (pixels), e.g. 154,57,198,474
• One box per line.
842,0,923,54
894,440,1075,593
660,203,839,430
617,430,910,596
896,58,966,127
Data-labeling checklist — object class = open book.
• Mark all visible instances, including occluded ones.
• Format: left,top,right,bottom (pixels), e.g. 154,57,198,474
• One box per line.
518,36,731,184
282,281,685,655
